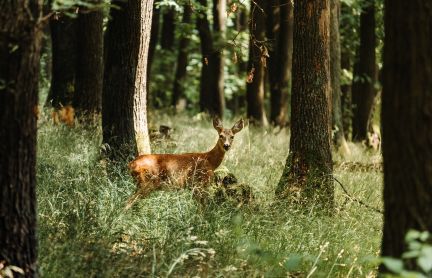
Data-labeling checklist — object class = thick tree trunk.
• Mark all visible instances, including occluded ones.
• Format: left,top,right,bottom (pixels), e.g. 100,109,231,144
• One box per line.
380,0,432,271
0,1,42,276
172,4,192,109
48,15,77,108
267,0,293,127
330,0,350,154
196,0,224,118
103,0,153,159
246,0,268,126
351,0,376,141
276,0,333,209
160,6,175,50
74,4,104,119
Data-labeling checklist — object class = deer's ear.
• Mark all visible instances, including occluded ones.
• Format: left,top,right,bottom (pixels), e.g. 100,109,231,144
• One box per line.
231,119,244,134
213,117,223,133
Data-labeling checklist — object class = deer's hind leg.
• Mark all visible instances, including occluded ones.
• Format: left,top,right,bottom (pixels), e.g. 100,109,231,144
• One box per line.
125,171,160,210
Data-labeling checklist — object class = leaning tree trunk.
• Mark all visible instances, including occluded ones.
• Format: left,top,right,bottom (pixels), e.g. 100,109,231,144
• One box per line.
74,3,104,120
246,0,268,126
0,1,42,276
103,0,153,160
351,0,376,142
276,0,333,209
268,0,293,127
47,14,77,108
196,0,224,118
330,0,350,154
172,4,192,109
380,0,432,272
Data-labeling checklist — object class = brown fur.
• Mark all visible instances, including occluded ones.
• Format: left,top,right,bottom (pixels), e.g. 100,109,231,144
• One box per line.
125,118,244,209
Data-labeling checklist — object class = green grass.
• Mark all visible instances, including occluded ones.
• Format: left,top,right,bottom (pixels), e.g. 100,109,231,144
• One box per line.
37,111,383,277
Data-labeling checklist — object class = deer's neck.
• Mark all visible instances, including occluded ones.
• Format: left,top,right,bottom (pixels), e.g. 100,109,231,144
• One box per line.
205,141,226,170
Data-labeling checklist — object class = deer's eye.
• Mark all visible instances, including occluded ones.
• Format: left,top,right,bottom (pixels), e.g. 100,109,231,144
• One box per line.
219,135,223,139
231,136,234,139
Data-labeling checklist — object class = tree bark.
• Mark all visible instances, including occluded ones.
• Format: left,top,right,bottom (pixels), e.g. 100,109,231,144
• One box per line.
380,0,432,271
103,0,153,159
246,0,268,126
172,4,192,109
196,0,224,118
267,0,293,127
351,0,376,141
74,3,104,119
276,0,333,209
330,0,350,154
160,6,175,50
0,1,42,276
47,14,77,108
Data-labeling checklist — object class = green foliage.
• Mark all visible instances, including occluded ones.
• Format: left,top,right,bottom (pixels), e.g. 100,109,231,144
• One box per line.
381,231,432,277
37,110,383,277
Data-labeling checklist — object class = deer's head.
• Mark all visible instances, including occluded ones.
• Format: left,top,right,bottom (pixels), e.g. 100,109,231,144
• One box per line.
213,118,244,151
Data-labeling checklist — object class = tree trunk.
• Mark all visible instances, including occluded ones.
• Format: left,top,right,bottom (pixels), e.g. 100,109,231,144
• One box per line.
380,0,432,272
246,0,268,126
212,0,227,116
340,48,352,138
351,0,376,141
276,0,333,209
0,1,42,275
330,0,350,154
74,4,104,119
48,15,77,108
160,6,175,50
172,4,192,109
103,0,153,159
146,1,160,107
267,0,293,127
196,0,224,118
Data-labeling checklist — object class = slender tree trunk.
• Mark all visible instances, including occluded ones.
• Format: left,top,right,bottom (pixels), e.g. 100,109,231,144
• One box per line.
340,48,352,138
146,1,160,107
246,0,268,126
212,0,227,115
330,0,350,154
351,0,376,141
148,2,160,73
196,0,224,117
172,4,192,109
103,0,153,159
267,0,293,127
276,0,333,209
160,6,175,50
74,3,104,119
48,15,77,108
0,1,42,275
380,0,432,272
227,6,248,114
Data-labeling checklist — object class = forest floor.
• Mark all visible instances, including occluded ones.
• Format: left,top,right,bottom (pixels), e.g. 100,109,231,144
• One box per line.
36,111,383,277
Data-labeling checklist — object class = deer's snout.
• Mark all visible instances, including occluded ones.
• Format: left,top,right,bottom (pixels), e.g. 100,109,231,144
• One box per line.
223,143,230,150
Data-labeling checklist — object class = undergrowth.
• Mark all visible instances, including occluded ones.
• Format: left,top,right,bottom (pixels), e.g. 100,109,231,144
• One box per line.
37,111,383,277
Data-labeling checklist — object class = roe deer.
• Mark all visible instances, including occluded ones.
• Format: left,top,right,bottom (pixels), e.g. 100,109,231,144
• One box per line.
125,118,244,209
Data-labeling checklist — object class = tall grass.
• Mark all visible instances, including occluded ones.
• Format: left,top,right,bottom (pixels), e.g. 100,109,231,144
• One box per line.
37,111,383,277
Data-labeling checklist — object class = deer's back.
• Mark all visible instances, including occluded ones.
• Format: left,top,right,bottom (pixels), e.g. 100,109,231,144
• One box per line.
129,153,211,182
